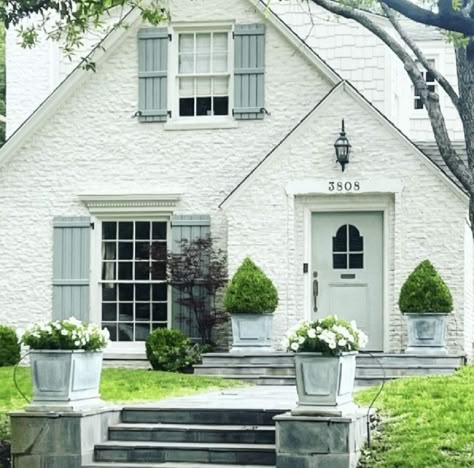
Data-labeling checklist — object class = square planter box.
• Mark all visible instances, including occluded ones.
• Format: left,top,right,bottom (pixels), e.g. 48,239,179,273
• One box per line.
230,313,273,352
28,350,104,412
405,313,449,355
293,352,357,416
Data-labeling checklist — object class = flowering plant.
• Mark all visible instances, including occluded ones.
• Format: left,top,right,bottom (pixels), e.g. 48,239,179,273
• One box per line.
21,317,110,351
284,315,368,355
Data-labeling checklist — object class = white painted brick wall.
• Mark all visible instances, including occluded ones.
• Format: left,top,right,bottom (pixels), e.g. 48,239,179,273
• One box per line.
225,85,470,354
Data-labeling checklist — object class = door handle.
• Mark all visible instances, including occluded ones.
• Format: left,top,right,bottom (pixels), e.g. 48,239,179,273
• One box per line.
313,272,319,313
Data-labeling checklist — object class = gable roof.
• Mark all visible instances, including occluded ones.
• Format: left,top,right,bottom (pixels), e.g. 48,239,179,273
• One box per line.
219,80,467,208
0,0,341,169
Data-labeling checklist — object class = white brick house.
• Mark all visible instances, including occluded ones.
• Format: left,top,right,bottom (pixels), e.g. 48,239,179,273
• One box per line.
0,0,472,357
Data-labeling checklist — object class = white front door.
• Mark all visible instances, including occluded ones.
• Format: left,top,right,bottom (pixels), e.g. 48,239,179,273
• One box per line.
312,212,383,350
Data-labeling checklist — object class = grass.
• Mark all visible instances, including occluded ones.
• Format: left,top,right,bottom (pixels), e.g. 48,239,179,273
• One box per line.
0,366,244,440
355,365,474,467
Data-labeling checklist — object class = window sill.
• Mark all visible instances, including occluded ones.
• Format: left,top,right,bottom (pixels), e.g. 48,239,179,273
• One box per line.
164,119,239,131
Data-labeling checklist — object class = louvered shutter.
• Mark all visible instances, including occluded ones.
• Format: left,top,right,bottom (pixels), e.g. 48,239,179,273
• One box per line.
233,23,266,120
171,215,211,340
137,28,169,122
52,217,91,321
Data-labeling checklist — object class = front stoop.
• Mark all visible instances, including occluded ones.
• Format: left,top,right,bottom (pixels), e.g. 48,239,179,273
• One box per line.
194,352,466,386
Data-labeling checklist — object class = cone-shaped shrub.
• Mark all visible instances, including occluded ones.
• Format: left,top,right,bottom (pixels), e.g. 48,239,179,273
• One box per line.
224,257,278,314
399,260,453,313
0,325,21,367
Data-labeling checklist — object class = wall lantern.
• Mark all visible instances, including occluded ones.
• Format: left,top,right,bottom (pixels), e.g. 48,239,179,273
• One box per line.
334,119,351,172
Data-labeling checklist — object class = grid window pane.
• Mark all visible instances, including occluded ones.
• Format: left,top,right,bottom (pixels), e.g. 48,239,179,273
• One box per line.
136,284,150,301
153,283,168,301
102,283,116,301
119,284,133,301
153,303,168,322
103,323,117,341
118,323,133,341
102,303,117,321
119,242,133,260
152,222,167,240
119,222,133,239
135,324,150,342
136,222,150,240
135,262,150,280
102,222,116,240
119,262,133,280
119,303,133,321
136,303,151,321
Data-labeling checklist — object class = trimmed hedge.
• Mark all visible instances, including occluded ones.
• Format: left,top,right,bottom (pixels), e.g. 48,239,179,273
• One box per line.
0,325,20,367
224,257,278,314
399,260,453,313
145,328,201,372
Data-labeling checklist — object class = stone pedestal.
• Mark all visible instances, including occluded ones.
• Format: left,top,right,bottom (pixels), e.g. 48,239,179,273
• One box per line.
275,407,371,468
9,406,120,468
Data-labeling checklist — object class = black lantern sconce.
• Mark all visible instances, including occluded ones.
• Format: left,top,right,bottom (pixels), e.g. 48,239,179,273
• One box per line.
334,119,351,172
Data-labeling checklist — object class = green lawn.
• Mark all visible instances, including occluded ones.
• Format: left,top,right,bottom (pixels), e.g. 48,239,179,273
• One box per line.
0,366,244,440
355,365,474,467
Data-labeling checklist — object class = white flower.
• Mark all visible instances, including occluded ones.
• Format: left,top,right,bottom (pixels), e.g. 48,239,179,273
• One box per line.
307,328,316,339
328,341,336,349
290,342,299,351
358,330,369,348
42,325,52,334
60,329,69,336
298,336,305,344
338,338,347,347
74,340,81,346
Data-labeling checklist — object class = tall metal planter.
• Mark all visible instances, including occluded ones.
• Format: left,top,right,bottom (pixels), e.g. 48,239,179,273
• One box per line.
28,350,104,412
230,313,273,352
405,313,449,355
293,352,357,416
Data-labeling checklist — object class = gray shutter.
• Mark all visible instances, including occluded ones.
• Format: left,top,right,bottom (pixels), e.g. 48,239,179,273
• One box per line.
52,217,91,322
233,23,266,120
138,28,168,122
171,215,211,340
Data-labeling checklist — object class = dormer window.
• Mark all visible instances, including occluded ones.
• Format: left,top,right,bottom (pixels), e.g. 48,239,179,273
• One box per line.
414,59,436,110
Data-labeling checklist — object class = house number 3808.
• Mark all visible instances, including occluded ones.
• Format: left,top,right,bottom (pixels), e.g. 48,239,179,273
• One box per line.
328,181,360,192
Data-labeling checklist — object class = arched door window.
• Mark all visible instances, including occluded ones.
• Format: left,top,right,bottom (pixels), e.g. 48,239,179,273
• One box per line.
332,224,364,269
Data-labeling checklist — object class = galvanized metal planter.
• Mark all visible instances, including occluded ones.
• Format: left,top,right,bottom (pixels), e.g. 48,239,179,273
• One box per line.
28,350,104,412
293,352,357,416
230,313,273,352
405,313,449,355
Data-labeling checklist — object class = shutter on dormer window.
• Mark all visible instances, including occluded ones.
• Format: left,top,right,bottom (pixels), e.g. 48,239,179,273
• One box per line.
233,23,266,120
137,28,169,122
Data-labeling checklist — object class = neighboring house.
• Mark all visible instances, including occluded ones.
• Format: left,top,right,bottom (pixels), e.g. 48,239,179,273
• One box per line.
0,0,472,358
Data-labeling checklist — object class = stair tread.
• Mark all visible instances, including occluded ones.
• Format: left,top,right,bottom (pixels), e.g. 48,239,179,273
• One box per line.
195,364,294,368
122,406,285,411
97,441,275,450
111,423,275,431
356,364,459,369
85,463,273,467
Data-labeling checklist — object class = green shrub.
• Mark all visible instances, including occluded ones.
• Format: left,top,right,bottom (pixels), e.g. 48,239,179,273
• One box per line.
145,328,202,372
0,325,20,367
224,257,278,314
399,260,453,313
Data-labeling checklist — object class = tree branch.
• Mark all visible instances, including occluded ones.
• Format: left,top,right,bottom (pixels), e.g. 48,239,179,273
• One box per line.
380,2,460,112
381,0,474,35
309,0,473,191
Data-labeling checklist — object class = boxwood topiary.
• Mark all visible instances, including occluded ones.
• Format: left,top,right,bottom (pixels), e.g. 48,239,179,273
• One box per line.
0,325,21,367
145,328,201,372
399,260,453,314
224,257,278,314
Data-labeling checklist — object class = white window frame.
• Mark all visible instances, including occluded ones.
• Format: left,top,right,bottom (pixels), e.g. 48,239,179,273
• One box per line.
167,22,235,128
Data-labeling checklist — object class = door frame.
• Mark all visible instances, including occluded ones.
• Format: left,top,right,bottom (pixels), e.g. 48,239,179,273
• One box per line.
302,196,392,352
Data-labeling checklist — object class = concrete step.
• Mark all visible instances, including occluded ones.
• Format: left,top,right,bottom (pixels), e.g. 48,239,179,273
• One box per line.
194,364,295,377
94,441,276,465
109,423,275,444
103,360,151,369
201,353,295,366
355,364,459,378
121,408,284,426
355,354,465,367
84,463,274,468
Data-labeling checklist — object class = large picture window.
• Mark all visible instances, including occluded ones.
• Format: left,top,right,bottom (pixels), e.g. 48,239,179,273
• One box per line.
177,31,230,117
100,220,168,342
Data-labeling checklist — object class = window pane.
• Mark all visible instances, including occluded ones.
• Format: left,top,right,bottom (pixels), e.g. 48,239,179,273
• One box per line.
213,53,227,73
180,98,195,116
179,34,193,52
349,254,364,269
102,262,115,280
179,77,194,97
119,242,133,260
213,77,228,95
136,222,150,240
119,303,133,321
153,303,168,322
152,222,167,240
118,323,133,341
103,323,117,341
135,262,150,280
152,262,167,280
102,222,116,240
214,97,228,116
333,225,347,252
151,242,167,261
152,323,167,331
118,262,133,280
196,33,210,53
153,284,167,301
136,283,150,301
196,77,211,96
196,54,210,73
135,242,150,260
102,283,116,301
119,222,133,239
179,54,194,74
102,242,116,260
136,303,150,321
426,71,435,83
119,284,133,301
102,303,117,321
213,33,227,52
348,225,363,252
196,97,212,116
333,254,347,269
135,324,150,342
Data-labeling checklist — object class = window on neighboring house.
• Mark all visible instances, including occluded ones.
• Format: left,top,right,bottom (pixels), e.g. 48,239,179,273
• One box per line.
100,220,168,342
177,31,230,117
414,59,436,110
